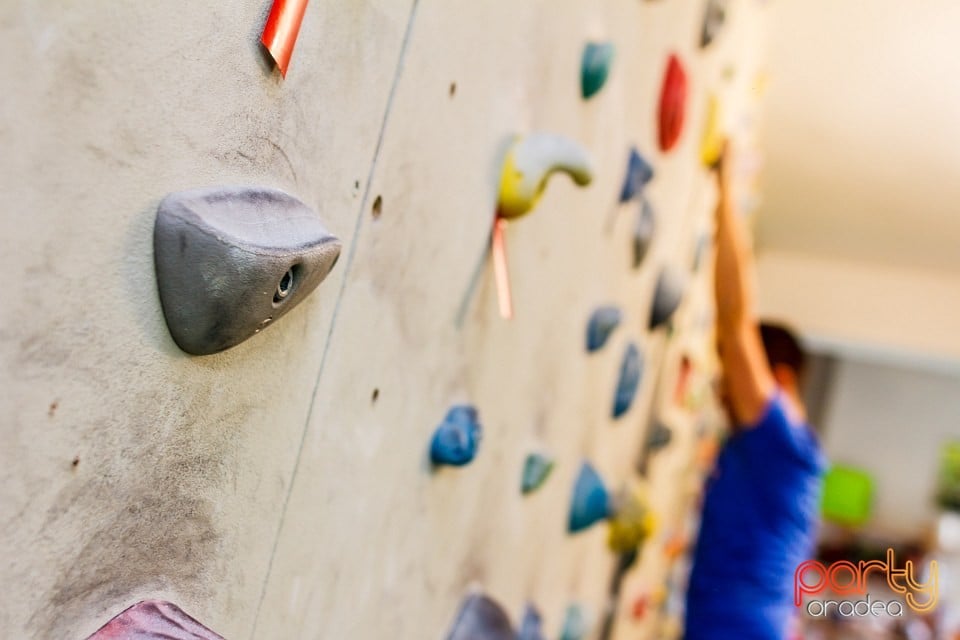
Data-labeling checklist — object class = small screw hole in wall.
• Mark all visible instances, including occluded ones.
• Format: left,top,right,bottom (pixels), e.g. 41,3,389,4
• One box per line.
372,195,383,219
371,388,379,404
274,268,295,304
449,82,457,97
71,456,80,468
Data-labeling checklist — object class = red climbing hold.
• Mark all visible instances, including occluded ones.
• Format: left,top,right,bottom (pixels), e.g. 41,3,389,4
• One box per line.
658,54,688,152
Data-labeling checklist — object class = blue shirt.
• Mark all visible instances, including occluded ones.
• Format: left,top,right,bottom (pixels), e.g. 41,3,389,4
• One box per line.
685,393,826,639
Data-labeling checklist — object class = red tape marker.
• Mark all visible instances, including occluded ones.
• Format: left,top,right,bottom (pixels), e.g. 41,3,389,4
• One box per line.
261,0,310,77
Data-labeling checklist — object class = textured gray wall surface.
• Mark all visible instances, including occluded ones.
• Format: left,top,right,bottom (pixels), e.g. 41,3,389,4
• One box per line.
0,1,766,638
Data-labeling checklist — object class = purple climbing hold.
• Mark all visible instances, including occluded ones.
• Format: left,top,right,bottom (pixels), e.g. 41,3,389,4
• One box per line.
85,600,224,640
446,593,515,640
517,603,546,640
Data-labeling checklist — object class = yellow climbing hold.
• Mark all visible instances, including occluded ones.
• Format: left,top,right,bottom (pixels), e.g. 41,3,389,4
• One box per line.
498,133,594,219
700,94,724,168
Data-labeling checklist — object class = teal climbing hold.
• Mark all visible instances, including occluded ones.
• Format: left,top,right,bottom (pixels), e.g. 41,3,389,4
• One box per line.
569,462,611,533
581,42,615,99
522,452,555,494
559,604,589,640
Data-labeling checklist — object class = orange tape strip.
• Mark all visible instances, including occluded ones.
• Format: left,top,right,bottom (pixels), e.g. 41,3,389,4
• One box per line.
492,217,514,319
261,0,310,77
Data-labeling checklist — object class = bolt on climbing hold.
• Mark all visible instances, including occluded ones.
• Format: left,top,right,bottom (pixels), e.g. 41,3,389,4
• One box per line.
446,592,515,640
522,452,555,494
582,42,616,99
637,421,674,476
658,54,688,152
559,604,590,640
700,0,728,49
633,199,656,268
607,485,657,554
649,265,686,330
430,405,482,467
154,186,341,355
569,462,612,533
492,133,594,318
612,343,644,419
517,603,546,640
498,133,594,220
86,600,224,640
619,147,654,203
586,306,622,352
700,93,724,168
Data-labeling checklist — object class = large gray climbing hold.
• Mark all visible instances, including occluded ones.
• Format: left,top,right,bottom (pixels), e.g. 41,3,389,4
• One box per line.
649,265,686,330
154,186,342,355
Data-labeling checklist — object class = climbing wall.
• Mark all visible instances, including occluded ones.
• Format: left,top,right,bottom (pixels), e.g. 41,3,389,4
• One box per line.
0,1,769,639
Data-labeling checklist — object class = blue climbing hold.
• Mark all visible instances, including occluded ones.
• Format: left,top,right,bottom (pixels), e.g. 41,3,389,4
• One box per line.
446,593,514,640
581,42,615,99
517,603,546,640
569,462,611,533
430,405,482,467
586,306,622,352
612,343,643,419
619,148,654,203
559,604,589,640
522,452,555,494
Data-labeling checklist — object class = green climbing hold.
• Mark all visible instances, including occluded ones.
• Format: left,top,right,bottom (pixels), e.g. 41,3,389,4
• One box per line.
521,452,555,494
581,42,615,99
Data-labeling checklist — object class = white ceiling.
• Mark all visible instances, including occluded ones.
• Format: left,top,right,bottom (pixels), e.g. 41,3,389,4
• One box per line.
758,0,960,274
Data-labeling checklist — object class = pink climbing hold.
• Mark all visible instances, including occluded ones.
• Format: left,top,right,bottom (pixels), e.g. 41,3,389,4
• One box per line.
85,600,224,640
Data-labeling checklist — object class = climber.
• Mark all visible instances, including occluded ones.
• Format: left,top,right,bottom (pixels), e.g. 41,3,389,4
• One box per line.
684,143,827,640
